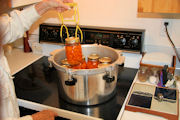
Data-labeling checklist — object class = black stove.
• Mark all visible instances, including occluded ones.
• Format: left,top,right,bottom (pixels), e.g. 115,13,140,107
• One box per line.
14,56,137,120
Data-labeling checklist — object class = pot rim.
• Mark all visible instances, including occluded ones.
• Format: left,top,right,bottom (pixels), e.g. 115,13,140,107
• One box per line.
49,44,124,75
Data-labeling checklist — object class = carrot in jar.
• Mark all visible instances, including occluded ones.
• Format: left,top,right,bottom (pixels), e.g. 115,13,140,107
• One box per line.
65,37,82,66
72,56,87,69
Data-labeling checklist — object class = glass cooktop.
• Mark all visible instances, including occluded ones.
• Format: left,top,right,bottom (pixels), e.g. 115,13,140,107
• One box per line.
13,56,137,120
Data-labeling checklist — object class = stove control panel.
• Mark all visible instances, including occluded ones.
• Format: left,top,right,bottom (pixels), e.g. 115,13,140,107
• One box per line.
39,23,145,53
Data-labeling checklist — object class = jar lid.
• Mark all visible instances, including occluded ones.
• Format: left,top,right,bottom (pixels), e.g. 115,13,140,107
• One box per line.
98,63,109,68
61,64,69,68
139,66,148,72
88,54,99,60
99,57,112,64
61,59,69,65
65,37,79,44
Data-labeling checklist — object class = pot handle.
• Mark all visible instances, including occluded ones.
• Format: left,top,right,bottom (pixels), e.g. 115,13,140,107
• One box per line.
48,56,53,68
103,72,115,83
103,66,115,83
48,49,62,68
116,56,125,65
65,75,77,86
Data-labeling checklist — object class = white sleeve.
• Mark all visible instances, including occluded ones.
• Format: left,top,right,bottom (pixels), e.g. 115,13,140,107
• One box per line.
4,115,33,120
0,5,40,45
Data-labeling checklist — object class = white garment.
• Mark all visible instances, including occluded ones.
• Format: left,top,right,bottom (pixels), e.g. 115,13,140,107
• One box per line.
0,5,40,120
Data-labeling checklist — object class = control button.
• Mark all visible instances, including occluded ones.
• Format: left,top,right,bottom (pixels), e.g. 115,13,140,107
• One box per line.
132,39,138,45
131,37,138,48
120,38,126,45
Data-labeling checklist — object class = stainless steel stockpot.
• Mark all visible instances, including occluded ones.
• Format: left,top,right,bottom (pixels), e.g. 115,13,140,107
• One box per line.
49,44,124,105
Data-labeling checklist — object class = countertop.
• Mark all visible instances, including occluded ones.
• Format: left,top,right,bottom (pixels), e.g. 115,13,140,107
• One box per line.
6,48,180,120
5,48,43,75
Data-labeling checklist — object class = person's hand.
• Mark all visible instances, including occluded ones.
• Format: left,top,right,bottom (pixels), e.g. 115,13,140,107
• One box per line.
44,0,73,12
35,0,73,15
32,110,58,120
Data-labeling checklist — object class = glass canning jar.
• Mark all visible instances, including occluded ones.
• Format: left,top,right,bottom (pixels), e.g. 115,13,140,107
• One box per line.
87,54,99,69
65,37,83,66
98,57,112,68
138,66,148,82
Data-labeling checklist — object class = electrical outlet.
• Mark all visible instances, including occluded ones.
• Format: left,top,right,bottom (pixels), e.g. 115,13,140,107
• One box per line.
160,20,171,37
164,22,169,26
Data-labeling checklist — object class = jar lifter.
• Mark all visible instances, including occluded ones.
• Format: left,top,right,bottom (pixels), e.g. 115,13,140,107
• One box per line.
58,3,83,43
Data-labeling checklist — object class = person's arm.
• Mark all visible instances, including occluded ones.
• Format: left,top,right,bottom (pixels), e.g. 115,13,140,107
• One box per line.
0,5,40,45
35,0,71,15
0,0,72,45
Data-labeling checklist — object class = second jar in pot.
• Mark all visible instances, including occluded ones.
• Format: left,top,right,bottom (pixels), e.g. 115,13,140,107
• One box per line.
87,54,99,69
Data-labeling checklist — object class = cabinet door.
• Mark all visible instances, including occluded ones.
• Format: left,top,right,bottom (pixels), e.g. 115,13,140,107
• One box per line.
138,0,180,13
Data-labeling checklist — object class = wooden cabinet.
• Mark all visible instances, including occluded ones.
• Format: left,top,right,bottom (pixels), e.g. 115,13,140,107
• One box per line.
138,0,180,13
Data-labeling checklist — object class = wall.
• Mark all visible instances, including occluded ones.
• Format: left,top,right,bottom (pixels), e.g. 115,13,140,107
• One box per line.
28,0,180,67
